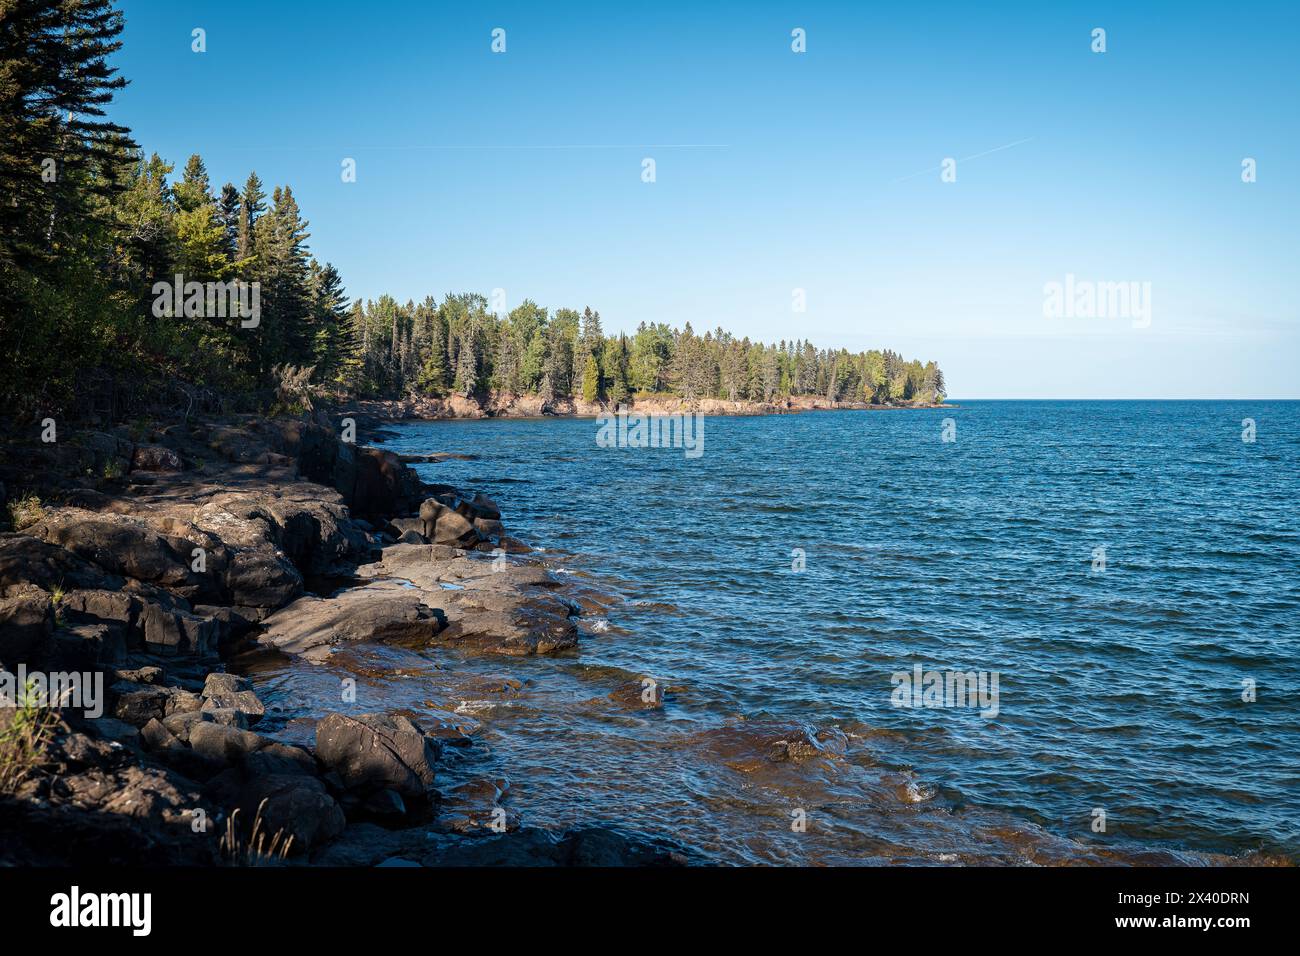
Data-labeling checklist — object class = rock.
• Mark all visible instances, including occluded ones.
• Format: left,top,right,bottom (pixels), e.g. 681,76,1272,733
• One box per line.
187,720,269,767
114,665,165,685
164,689,203,716
200,672,265,724
259,581,447,662
473,517,504,540
50,621,126,670
28,510,202,596
418,826,695,867
141,603,219,657
130,445,183,473
500,536,531,555
608,678,665,711
109,680,171,727
435,778,516,835
232,774,345,855
0,534,123,594
361,788,408,819
243,742,317,777
139,717,182,752
0,585,54,661
224,548,302,608
202,707,249,729
92,717,141,747
433,509,479,547
437,590,579,656
417,498,445,538
314,712,437,803
161,710,211,743
469,492,501,521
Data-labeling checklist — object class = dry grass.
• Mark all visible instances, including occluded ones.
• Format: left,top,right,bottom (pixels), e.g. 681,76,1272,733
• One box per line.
219,799,295,865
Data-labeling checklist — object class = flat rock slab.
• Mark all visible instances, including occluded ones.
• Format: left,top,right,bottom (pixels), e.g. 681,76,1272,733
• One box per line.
258,580,447,662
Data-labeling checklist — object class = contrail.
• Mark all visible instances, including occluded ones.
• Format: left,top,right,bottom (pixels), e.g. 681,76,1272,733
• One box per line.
890,136,1034,184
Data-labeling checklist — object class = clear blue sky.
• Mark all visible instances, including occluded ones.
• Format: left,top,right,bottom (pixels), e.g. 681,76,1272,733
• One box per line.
112,0,1298,398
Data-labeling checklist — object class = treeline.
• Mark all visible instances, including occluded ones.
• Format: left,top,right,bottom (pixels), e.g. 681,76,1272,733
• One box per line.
351,296,945,406
0,0,944,419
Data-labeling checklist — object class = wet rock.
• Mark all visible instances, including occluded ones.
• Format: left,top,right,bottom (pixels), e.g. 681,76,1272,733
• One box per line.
314,712,438,803
435,778,517,835
500,535,531,555
437,590,579,656
420,826,695,867
608,677,666,711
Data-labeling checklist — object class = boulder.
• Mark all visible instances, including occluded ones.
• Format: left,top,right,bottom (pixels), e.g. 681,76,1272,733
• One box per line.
433,509,479,547
314,712,438,802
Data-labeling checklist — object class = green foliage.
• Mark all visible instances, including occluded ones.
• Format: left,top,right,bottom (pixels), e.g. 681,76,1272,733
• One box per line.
6,494,46,531
0,679,58,796
0,0,947,419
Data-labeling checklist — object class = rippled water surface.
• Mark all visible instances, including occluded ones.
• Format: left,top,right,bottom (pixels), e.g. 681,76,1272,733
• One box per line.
258,401,1300,864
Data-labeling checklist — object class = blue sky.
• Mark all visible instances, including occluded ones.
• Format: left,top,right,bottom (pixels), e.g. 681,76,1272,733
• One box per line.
112,1,1297,398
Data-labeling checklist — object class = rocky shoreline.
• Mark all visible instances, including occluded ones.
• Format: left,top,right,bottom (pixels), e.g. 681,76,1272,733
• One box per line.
0,413,699,865
348,392,951,422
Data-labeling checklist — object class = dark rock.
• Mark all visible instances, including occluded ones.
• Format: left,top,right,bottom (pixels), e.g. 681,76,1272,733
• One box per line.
0,585,54,661
232,774,345,854
314,712,437,802
187,720,268,767
141,603,219,657
224,549,303,608
109,680,171,726
200,672,265,724
131,445,183,473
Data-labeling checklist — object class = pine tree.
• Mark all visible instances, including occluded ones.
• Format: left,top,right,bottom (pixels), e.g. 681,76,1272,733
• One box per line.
236,171,265,264
217,182,241,258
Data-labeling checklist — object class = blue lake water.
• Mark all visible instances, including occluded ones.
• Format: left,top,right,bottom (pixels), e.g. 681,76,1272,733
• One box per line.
361,401,1299,863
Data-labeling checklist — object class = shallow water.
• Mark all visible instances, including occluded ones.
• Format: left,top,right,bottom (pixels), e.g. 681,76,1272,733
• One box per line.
251,401,1300,864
